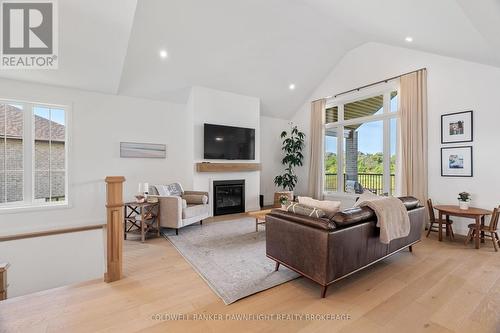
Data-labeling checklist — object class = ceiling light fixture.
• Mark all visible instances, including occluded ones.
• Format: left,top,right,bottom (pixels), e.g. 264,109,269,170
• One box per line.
289,83,296,90
159,49,168,59
405,36,413,43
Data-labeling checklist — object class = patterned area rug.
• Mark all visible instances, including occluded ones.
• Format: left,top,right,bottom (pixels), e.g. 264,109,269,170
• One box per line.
161,217,299,304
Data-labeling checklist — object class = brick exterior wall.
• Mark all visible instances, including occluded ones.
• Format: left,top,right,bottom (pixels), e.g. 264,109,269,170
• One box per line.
0,138,65,203
0,138,23,203
345,130,358,181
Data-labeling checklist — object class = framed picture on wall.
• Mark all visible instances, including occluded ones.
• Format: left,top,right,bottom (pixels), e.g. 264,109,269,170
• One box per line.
441,110,473,144
441,146,473,177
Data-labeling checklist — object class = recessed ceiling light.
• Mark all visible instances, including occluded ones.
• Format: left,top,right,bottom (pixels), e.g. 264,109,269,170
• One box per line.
289,83,296,90
159,49,168,59
405,36,413,43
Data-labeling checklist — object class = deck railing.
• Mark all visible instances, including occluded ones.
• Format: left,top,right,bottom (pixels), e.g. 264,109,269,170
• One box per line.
324,173,395,195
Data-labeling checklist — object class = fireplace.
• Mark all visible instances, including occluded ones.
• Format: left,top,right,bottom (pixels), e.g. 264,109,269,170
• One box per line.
213,180,245,216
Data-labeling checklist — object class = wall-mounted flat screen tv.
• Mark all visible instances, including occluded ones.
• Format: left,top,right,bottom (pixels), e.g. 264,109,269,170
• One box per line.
204,123,255,160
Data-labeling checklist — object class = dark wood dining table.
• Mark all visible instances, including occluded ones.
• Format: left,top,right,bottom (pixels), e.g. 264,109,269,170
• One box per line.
434,205,492,249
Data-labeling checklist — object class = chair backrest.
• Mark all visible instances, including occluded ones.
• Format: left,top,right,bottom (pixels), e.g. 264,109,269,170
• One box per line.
488,206,499,231
427,199,436,223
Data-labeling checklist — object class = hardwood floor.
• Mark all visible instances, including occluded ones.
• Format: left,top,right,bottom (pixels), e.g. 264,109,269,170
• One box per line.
0,220,499,333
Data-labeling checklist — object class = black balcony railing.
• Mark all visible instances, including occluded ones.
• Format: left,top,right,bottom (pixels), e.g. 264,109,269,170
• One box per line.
324,173,395,195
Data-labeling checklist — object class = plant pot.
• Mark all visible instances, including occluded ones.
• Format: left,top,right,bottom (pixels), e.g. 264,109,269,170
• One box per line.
274,191,293,208
459,201,470,210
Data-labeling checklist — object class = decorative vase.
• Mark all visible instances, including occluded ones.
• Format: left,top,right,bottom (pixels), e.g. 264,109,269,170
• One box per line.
274,191,293,208
135,193,145,203
459,200,470,210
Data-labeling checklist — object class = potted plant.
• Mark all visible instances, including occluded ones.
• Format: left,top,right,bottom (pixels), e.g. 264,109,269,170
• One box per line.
458,192,471,210
274,124,305,207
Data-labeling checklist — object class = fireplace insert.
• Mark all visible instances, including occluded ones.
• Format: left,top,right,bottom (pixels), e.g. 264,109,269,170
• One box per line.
213,180,245,216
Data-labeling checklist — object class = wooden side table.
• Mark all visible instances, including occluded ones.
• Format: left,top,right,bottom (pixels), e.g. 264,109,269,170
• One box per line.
124,201,160,243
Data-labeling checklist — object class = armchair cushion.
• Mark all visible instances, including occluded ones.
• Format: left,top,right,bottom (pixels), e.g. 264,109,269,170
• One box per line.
183,204,210,219
182,194,208,205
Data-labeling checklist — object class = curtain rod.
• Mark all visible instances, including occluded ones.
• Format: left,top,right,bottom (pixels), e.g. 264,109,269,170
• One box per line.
312,67,427,103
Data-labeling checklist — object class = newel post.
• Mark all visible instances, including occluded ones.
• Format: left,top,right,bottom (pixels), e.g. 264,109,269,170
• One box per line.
105,176,125,282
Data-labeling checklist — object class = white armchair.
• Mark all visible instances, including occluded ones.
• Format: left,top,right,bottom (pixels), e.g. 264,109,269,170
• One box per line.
151,183,210,235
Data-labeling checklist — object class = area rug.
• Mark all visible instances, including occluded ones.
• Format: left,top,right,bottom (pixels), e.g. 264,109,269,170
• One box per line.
161,217,299,304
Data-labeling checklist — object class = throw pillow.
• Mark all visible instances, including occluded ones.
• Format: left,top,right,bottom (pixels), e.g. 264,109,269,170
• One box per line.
166,183,184,196
154,184,169,196
286,202,326,218
182,194,208,205
297,196,341,217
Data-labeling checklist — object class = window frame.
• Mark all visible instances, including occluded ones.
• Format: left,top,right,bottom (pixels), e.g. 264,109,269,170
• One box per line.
0,98,70,213
323,81,400,196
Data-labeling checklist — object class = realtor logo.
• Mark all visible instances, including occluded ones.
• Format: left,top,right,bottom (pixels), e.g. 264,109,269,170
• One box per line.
1,0,58,69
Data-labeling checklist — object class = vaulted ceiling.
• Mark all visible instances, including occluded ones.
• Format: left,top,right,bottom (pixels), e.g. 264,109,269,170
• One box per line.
1,0,500,119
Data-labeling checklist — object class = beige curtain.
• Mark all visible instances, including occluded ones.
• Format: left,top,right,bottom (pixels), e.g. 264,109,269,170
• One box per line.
399,69,428,206
308,99,325,199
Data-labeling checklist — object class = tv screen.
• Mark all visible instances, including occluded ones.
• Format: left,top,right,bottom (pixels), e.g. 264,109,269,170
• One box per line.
204,124,255,160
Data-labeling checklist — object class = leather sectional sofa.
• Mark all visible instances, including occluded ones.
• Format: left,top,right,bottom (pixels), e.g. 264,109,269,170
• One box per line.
265,197,424,297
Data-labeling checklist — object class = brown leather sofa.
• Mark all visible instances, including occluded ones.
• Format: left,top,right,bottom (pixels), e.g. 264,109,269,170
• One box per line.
265,197,425,298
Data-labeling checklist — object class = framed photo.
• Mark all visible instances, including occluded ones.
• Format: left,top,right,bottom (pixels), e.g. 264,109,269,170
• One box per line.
441,146,473,177
441,110,473,144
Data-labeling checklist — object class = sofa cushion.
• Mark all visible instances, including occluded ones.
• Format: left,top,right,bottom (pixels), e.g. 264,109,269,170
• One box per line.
182,194,208,205
182,204,209,219
285,202,326,218
331,206,376,227
297,196,341,218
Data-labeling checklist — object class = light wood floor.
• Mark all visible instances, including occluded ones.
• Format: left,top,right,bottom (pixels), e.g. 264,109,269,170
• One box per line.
0,218,499,333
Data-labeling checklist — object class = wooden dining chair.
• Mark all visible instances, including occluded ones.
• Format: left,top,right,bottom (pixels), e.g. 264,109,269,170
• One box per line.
465,207,499,251
427,199,454,239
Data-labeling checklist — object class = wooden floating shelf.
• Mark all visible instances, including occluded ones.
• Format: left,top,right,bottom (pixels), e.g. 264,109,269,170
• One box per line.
196,162,261,173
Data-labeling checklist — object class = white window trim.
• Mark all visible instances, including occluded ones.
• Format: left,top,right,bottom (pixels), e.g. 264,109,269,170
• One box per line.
323,81,400,197
0,98,70,213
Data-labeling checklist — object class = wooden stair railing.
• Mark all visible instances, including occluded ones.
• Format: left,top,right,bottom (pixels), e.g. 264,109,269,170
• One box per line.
105,176,125,282
0,262,9,300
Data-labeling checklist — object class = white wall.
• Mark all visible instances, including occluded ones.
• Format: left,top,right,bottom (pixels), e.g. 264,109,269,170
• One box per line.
0,78,190,297
0,230,105,297
260,116,291,205
291,42,500,233
190,86,261,212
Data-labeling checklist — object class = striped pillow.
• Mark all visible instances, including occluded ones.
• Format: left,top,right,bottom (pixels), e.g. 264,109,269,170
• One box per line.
286,202,326,218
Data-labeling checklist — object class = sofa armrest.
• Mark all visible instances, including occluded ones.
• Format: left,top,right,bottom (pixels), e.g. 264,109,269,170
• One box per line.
157,196,183,228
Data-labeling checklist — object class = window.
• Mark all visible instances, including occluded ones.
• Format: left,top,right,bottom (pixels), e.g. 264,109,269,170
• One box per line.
323,87,398,195
0,100,67,209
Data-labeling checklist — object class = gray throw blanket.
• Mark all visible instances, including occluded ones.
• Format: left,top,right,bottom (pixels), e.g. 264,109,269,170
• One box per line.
357,196,410,244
